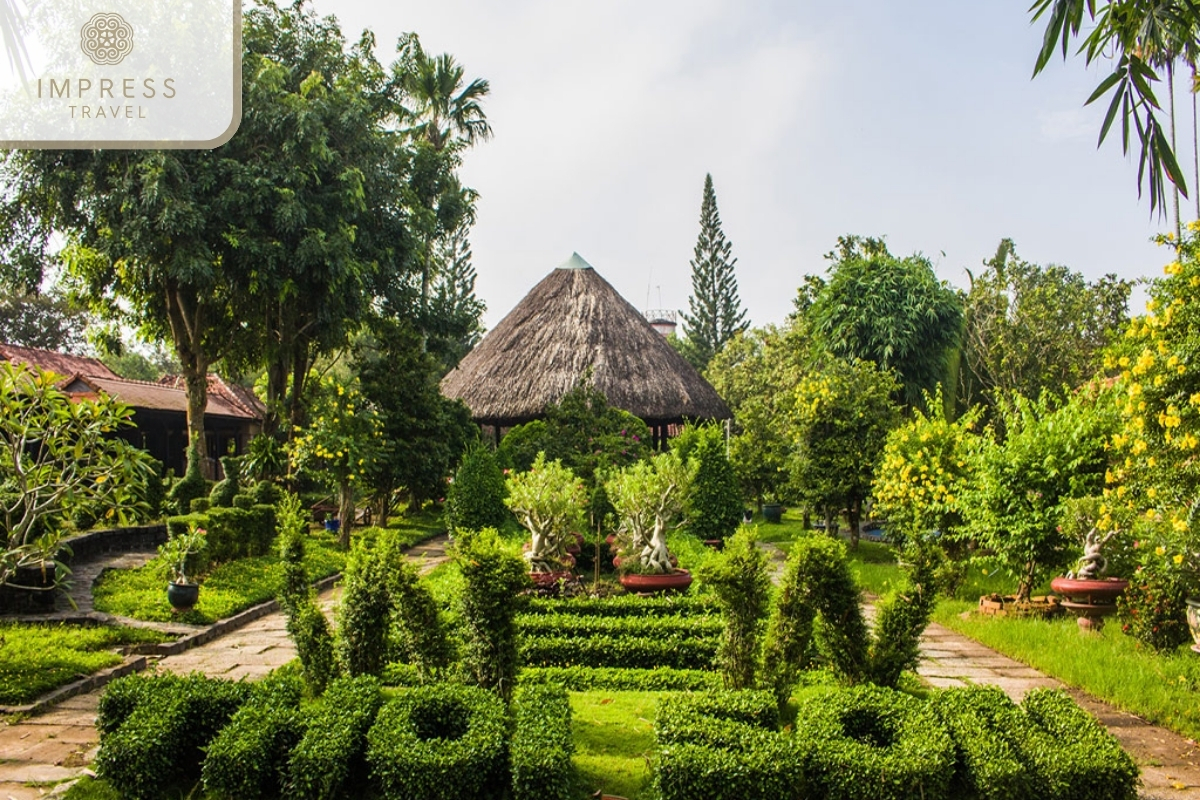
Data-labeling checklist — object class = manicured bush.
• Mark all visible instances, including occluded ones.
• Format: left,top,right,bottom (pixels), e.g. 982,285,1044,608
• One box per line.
795,684,955,800
190,496,213,513
366,683,508,800
167,504,277,564
519,632,717,670
518,666,722,692
516,612,722,639
168,443,207,515
337,541,392,677
445,444,510,534
385,543,452,680
932,687,1040,800
681,424,744,542
656,690,779,745
524,593,717,617
201,670,307,800
95,673,253,800
209,455,240,508
697,528,770,688
455,528,529,698
511,684,574,800
97,672,186,735
865,543,940,687
1020,688,1138,800
248,479,283,506
286,675,383,800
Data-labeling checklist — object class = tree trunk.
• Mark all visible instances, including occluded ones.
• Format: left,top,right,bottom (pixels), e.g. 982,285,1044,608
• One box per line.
847,501,861,551
1193,64,1199,221
1015,560,1036,604
1170,62,1181,242
338,478,354,549
163,281,210,466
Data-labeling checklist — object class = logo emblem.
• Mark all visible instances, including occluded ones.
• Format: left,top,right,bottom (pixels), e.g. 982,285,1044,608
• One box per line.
80,12,134,65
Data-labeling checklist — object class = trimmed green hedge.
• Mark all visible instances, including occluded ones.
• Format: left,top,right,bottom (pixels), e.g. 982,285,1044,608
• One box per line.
1020,688,1138,800
525,594,718,617
94,673,252,800
933,687,1034,800
519,666,722,692
510,684,574,800
519,632,717,670
167,503,276,563
516,612,722,639
201,671,306,800
286,675,383,800
796,684,955,800
366,683,508,800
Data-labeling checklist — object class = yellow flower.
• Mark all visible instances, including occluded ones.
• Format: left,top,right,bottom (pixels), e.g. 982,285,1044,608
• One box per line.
1175,554,1185,565
1156,545,1166,556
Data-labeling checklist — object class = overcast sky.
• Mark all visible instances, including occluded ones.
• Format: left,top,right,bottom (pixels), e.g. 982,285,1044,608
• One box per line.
318,0,1180,331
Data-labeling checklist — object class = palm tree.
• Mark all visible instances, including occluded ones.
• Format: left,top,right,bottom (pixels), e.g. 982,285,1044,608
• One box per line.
1,0,32,82
396,32,492,152
1030,0,1200,218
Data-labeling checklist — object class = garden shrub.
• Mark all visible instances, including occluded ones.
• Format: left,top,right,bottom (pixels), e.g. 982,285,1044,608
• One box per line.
681,424,744,542
516,611,722,639
384,541,452,680
795,684,955,800
697,527,770,688
524,593,717,617
168,443,207,515
445,444,510,533
201,670,307,800
277,493,338,695
496,419,551,474
1020,688,1138,800
519,632,717,670
95,673,253,800
365,683,508,800
455,528,529,698
167,504,277,564
190,496,212,513
286,675,383,800
510,683,574,800
97,672,186,734
656,690,779,739
336,540,392,677
1117,540,1192,651
865,543,940,687
932,687,1040,800
248,479,283,506
209,455,240,508
518,666,722,692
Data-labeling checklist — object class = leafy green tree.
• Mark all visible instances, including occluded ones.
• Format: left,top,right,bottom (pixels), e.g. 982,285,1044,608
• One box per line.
0,287,90,353
705,325,809,508
445,444,510,534
680,174,748,371
354,319,476,522
1030,0,1200,216
679,424,743,541
958,389,1115,602
0,363,155,589
808,235,962,409
959,239,1131,413
287,376,382,547
453,528,528,699
425,227,486,374
788,357,901,547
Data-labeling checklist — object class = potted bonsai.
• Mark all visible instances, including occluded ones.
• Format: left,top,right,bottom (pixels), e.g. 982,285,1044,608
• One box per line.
505,453,586,588
1049,499,1129,631
161,523,207,612
605,452,695,593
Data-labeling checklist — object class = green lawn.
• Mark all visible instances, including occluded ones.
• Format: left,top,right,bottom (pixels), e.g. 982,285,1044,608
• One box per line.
93,512,444,625
571,690,662,800
0,623,171,705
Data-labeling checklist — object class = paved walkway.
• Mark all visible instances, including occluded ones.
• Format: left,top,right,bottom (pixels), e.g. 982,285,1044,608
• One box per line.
2,536,1198,798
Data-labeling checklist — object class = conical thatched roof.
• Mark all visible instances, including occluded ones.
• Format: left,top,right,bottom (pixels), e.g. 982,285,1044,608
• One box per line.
440,253,731,426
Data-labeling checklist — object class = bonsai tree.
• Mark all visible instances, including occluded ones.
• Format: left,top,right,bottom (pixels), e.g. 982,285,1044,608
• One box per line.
0,363,156,590
605,451,694,574
505,453,586,574
159,523,207,585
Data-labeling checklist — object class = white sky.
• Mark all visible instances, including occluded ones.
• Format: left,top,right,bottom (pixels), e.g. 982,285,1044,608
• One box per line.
318,0,1181,330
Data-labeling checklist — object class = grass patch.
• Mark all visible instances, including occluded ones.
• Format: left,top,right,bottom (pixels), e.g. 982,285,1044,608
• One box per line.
0,624,171,705
934,600,1200,741
93,514,443,625
571,690,662,800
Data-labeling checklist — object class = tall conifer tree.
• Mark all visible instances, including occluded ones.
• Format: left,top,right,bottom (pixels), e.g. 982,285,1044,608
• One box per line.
681,174,748,370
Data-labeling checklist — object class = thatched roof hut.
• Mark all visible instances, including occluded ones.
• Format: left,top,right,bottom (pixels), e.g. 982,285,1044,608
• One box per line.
440,253,731,430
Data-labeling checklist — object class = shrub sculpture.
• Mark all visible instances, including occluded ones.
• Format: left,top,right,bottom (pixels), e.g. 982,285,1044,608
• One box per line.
445,444,511,534
208,455,241,508
277,493,337,695
286,675,383,800
168,442,208,516
454,528,528,699
510,684,575,800
505,453,586,574
606,451,694,574
366,684,508,800
762,534,937,702
383,537,452,681
696,527,770,688
337,540,393,678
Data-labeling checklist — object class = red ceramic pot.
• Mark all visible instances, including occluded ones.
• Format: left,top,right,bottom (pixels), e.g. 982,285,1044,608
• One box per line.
619,569,693,594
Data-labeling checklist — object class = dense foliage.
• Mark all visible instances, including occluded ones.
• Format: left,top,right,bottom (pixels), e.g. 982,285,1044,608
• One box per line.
505,453,586,573
453,528,528,698
696,528,770,689
680,424,744,541
445,444,510,534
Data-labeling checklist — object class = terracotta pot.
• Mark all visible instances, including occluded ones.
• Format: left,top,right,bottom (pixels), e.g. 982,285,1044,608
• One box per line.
529,570,574,589
1050,576,1129,631
703,539,724,550
619,569,693,594
1186,597,1200,654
